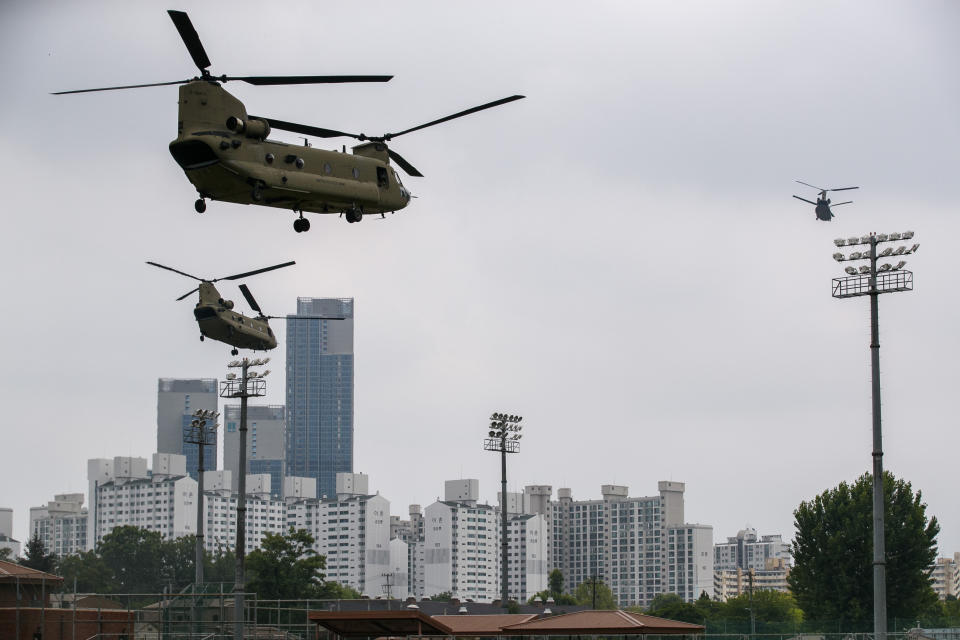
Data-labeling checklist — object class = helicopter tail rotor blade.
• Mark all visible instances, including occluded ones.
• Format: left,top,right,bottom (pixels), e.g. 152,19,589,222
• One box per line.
232,75,393,86
52,79,191,95
792,195,817,205
388,149,424,177
250,116,360,139
167,10,211,72
384,95,526,140
220,260,296,282
238,284,262,315
176,287,200,301
146,261,204,281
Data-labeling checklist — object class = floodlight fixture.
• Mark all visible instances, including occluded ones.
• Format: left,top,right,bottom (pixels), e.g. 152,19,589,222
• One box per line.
847,237,860,245
893,246,905,255
878,264,891,272
845,267,858,275
910,243,920,253
894,261,906,270
834,238,847,247
889,232,902,241
877,234,889,242
849,251,863,260
859,265,870,274
879,247,893,257
903,230,914,239
861,235,871,244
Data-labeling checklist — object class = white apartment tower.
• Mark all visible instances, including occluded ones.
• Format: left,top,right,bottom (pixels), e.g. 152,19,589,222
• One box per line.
552,481,713,608
312,473,391,596
424,480,499,601
29,494,88,557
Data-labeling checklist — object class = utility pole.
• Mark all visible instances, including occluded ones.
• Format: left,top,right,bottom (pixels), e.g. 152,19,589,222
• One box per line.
221,357,269,640
483,412,523,608
184,409,219,586
831,231,918,640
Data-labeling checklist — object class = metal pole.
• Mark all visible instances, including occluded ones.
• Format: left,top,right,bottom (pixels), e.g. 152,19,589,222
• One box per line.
235,359,249,640
196,426,205,586
869,236,887,640
501,436,509,608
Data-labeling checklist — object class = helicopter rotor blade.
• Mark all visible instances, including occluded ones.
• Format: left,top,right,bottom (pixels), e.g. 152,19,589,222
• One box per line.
146,261,205,281
827,187,859,192
167,10,211,72
832,201,854,207
263,315,348,320
238,284,262,315
176,287,200,302
795,180,824,191
383,95,526,140
52,79,191,95
232,75,392,86
251,116,360,139
219,260,296,282
792,195,817,205
388,149,424,177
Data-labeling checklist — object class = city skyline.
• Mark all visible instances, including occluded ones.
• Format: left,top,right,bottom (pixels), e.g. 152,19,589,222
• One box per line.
2,2,958,561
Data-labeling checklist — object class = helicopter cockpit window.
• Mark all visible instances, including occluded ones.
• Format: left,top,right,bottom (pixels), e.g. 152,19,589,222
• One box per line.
376,167,389,188
393,170,403,186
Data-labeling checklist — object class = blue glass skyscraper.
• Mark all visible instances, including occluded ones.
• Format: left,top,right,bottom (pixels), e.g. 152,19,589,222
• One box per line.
285,297,354,499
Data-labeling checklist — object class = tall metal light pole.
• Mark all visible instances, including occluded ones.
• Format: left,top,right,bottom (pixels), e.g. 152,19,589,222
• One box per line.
221,357,269,640
831,230,918,640
184,409,219,586
484,412,523,608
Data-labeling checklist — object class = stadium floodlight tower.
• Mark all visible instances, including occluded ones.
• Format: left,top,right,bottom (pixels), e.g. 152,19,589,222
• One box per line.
831,231,918,640
183,409,219,586
220,357,269,640
484,412,523,608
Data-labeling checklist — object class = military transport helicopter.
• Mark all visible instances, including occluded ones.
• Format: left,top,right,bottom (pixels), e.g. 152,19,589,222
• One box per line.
792,181,859,221
55,11,525,233
147,260,296,355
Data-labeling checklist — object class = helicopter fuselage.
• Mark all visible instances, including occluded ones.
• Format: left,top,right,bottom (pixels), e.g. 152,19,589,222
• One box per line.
193,282,276,351
168,81,411,217
815,198,834,221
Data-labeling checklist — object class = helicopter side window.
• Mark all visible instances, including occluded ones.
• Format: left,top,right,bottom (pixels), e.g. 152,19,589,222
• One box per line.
323,162,332,175
376,167,389,188
351,167,360,179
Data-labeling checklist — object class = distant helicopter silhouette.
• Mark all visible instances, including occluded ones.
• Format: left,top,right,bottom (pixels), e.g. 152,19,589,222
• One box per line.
793,181,859,221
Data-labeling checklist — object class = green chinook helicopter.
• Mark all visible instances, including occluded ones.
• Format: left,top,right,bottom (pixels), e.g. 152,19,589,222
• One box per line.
146,259,345,356
55,11,525,232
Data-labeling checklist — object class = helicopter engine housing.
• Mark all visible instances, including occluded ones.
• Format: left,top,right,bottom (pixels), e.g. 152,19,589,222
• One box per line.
226,116,270,140
218,298,235,310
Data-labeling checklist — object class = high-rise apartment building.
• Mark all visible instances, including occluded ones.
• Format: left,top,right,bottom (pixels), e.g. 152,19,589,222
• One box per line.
157,378,218,480
29,494,87,557
714,528,792,572
0,507,20,559
285,298,354,499
224,405,286,497
551,481,713,608
931,553,960,600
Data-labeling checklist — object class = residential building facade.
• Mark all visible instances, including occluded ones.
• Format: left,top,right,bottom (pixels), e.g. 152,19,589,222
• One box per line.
29,494,88,557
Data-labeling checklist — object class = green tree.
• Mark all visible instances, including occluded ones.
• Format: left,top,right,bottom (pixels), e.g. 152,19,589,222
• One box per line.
58,550,111,593
722,591,803,627
789,472,939,630
317,581,361,599
204,546,236,587
574,577,617,609
548,569,564,596
245,528,325,599
0,547,12,561
641,592,701,623
160,536,197,591
19,534,57,573
428,591,453,602
98,526,166,593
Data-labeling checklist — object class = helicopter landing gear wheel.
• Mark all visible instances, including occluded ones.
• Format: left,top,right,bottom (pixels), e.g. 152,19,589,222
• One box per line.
346,208,363,224
293,217,310,233
231,348,239,356
251,182,264,202
200,335,204,342
195,198,207,213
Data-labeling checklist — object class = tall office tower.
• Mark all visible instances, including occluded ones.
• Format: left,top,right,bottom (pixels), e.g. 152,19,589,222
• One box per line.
157,378,218,480
285,298,354,499
223,404,286,497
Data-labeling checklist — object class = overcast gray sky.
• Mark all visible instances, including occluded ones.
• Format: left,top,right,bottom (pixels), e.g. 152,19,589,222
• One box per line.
1,1,958,559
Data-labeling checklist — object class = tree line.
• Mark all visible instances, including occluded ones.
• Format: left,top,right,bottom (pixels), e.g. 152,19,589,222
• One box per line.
12,525,358,601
